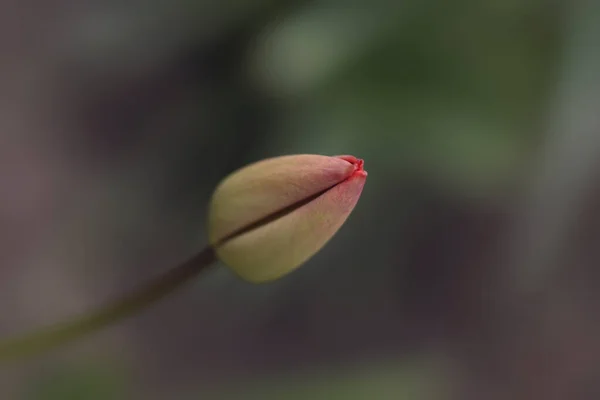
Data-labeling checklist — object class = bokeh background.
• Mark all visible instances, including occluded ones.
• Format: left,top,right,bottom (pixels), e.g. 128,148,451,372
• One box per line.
1,0,600,398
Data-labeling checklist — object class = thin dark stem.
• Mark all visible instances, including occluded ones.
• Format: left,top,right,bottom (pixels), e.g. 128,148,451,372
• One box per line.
0,246,216,363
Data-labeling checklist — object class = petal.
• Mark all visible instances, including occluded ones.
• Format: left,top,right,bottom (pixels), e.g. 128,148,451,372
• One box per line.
215,170,366,283
208,154,355,244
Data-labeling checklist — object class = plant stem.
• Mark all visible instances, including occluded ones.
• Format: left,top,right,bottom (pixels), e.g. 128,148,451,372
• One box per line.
0,246,217,363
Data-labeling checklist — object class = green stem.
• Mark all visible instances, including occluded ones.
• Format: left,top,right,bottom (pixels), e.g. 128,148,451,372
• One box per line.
0,247,216,363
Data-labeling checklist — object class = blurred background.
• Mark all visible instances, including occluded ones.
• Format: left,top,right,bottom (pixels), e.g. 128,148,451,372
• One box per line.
1,0,600,398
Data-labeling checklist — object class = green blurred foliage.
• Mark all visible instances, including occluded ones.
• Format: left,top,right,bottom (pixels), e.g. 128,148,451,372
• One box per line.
23,362,128,400
189,356,449,400
256,0,560,193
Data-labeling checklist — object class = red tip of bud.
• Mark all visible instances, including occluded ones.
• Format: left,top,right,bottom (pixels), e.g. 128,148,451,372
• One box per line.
336,155,368,177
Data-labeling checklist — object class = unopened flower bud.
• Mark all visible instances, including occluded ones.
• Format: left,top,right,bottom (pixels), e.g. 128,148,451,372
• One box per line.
207,154,367,283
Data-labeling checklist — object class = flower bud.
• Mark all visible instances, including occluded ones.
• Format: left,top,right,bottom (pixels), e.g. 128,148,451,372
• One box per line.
207,154,367,283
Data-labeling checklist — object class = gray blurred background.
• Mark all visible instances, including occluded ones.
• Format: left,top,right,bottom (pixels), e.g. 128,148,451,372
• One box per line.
1,0,600,398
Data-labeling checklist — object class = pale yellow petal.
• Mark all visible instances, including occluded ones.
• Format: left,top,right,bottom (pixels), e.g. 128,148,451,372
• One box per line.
208,154,355,243
215,172,366,283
